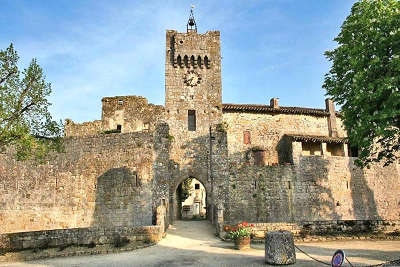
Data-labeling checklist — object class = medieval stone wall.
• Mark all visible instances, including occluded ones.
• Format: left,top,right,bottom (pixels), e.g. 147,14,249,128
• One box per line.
102,96,164,134
224,154,400,224
0,132,161,234
64,119,103,137
221,109,399,225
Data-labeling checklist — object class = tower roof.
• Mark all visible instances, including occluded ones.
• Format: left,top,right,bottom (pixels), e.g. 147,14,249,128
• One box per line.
187,6,197,33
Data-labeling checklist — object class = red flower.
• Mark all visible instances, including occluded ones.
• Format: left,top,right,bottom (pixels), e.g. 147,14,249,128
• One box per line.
250,224,255,227
223,225,231,232
231,227,238,231
243,222,248,227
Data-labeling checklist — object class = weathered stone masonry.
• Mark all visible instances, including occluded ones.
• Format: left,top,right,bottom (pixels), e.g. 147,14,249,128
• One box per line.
0,129,170,234
1,19,400,251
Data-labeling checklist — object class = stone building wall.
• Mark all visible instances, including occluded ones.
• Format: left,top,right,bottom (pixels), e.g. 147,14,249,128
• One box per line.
101,95,164,133
0,132,164,234
64,119,103,137
222,111,337,165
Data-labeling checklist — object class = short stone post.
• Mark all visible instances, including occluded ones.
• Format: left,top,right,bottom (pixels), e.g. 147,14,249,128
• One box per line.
265,231,296,265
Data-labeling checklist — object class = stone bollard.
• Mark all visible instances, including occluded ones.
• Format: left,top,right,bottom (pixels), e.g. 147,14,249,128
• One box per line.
265,230,296,265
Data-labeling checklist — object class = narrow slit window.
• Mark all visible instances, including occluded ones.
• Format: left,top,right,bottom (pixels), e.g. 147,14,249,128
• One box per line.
188,110,196,131
135,173,139,187
117,124,122,132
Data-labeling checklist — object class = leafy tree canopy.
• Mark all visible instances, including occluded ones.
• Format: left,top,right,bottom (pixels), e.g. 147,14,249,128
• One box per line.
323,0,400,167
0,44,63,161
177,178,193,203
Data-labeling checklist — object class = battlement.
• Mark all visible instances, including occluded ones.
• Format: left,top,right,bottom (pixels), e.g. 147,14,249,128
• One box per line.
166,30,220,69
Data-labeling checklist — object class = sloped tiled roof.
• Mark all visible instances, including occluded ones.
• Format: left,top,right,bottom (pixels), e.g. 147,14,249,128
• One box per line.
285,134,348,144
222,103,330,116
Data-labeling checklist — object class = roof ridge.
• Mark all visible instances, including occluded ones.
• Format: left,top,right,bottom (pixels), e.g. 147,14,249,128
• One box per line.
222,103,326,111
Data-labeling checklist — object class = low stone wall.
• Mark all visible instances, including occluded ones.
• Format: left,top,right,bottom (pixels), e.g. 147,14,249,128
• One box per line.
0,226,162,253
298,220,400,236
221,220,400,239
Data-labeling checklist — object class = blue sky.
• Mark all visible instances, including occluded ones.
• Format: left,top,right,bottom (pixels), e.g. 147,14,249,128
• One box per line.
0,0,356,123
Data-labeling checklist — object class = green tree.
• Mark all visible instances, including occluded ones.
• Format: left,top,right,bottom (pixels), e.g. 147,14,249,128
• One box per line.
177,178,193,203
323,0,400,167
0,44,63,161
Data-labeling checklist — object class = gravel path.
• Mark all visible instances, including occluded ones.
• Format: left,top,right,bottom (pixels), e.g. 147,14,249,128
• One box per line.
1,220,399,266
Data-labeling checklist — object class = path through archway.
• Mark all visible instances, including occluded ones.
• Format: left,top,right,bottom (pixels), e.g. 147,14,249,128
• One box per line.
173,177,208,222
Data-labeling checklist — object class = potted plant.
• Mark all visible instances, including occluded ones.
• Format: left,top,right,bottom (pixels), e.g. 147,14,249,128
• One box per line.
225,222,254,250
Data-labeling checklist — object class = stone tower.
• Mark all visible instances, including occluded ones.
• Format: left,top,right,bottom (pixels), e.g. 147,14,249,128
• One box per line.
165,10,223,220
165,16,222,136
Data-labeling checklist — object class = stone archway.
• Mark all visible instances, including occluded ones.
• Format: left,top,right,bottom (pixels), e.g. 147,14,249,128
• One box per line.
170,175,211,223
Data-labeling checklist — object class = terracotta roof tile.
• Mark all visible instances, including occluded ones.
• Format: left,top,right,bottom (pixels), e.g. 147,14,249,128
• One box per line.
222,103,330,116
285,134,348,144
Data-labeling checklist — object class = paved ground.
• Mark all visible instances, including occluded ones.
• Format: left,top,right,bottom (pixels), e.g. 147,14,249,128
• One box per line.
1,220,400,267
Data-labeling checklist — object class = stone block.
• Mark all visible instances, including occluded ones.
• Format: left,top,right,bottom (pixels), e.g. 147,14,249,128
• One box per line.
265,231,296,265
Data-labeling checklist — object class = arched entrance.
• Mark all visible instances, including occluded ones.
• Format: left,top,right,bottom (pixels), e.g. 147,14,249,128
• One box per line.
171,177,209,222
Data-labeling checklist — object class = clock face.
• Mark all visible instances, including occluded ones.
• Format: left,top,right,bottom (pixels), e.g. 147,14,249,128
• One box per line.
184,70,201,87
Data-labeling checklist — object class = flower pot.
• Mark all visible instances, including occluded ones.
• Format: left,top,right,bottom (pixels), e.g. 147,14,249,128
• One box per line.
235,236,251,250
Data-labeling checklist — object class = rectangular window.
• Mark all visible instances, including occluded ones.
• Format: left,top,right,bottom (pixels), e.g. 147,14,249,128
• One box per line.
117,124,122,132
244,131,251,144
195,183,200,190
188,110,196,131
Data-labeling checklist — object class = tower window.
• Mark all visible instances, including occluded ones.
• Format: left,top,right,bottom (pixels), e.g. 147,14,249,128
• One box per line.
188,110,196,131
195,183,200,190
117,124,122,132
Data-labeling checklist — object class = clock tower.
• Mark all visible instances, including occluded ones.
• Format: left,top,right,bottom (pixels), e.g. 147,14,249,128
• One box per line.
165,10,222,142
165,9,223,201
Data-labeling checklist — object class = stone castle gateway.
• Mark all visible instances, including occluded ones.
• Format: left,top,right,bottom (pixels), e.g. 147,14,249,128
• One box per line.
0,14,399,250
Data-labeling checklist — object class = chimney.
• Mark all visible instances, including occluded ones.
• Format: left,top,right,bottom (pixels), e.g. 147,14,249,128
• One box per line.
270,98,279,109
325,98,338,137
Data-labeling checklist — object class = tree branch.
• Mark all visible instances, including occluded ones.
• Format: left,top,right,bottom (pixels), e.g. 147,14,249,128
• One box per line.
0,69,17,85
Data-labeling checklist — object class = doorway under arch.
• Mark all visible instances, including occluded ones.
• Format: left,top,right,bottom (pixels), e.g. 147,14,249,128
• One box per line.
173,177,207,221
